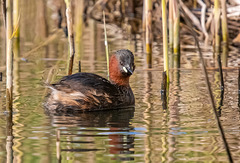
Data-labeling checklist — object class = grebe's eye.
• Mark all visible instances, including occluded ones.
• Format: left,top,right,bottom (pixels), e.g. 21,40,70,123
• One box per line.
120,61,124,66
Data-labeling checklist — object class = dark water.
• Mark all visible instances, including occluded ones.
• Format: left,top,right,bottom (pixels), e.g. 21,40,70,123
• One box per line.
0,1,240,162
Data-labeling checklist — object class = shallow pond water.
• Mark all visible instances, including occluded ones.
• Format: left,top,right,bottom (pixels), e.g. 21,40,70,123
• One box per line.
0,1,240,163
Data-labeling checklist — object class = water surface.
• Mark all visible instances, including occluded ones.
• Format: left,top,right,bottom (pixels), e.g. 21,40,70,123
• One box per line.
0,1,240,162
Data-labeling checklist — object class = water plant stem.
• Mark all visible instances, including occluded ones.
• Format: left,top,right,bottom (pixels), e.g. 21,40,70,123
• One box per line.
238,67,240,108
145,0,152,68
180,8,233,162
217,54,224,115
162,0,169,83
169,0,173,53
13,0,19,39
161,71,168,110
1,0,6,27
6,0,13,111
214,0,220,54
103,11,109,78
75,0,84,65
65,0,75,75
221,0,229,67
173,0,180,68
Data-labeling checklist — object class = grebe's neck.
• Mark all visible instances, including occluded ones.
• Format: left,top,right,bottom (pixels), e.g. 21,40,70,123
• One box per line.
109,55,130,87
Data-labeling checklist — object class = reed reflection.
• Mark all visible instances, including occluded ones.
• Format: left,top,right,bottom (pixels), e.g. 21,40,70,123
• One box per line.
46,108,135,162
6,111,13,163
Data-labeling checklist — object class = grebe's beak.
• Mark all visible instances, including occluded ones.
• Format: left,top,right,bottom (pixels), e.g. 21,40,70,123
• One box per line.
123,66,133,75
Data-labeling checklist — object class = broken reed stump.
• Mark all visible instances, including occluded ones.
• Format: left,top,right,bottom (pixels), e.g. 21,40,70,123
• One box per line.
161,71,167,110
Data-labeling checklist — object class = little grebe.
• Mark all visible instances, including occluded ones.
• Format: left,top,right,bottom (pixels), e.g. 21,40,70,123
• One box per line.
45,49,135,112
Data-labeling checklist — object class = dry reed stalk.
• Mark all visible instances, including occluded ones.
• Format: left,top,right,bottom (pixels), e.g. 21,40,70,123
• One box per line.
214,0,220,54
238,67,240,107
103,11,109,78
13,0,19,39
169,0,174,53
1,0,6,27
197,0,209,45
142,0,146,31
75,0,84,62
6,0,13,111
145,0,152,68
173,0,180,68
221,0,229,67
162,0,169,82
65,0,75,75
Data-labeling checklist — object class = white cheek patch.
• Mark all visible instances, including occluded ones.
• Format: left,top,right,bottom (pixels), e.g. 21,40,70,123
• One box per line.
123,67,128,73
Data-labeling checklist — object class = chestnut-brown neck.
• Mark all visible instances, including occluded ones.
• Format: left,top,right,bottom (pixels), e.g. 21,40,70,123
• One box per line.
109,55,130,86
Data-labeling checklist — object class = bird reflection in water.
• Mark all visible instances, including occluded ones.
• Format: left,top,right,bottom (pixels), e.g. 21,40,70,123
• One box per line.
45,107,135,162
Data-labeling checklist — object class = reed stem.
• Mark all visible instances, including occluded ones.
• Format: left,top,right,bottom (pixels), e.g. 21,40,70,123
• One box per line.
162,0,169,82
103,11,109,78
238,67,240,108
145,0,152,68
6,0,13,111
173,0,180,68
180,8,233,162
214,0,220,54
1,0,6,27
217,54,224,115
169,0,173,53
13,0,19,39
75,0,84,64
161,71,168,110
142,0,146,32
65,0,75,75
221,0,228,67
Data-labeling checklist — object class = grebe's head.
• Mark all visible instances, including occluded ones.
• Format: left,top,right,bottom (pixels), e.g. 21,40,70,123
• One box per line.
109,49,135,86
